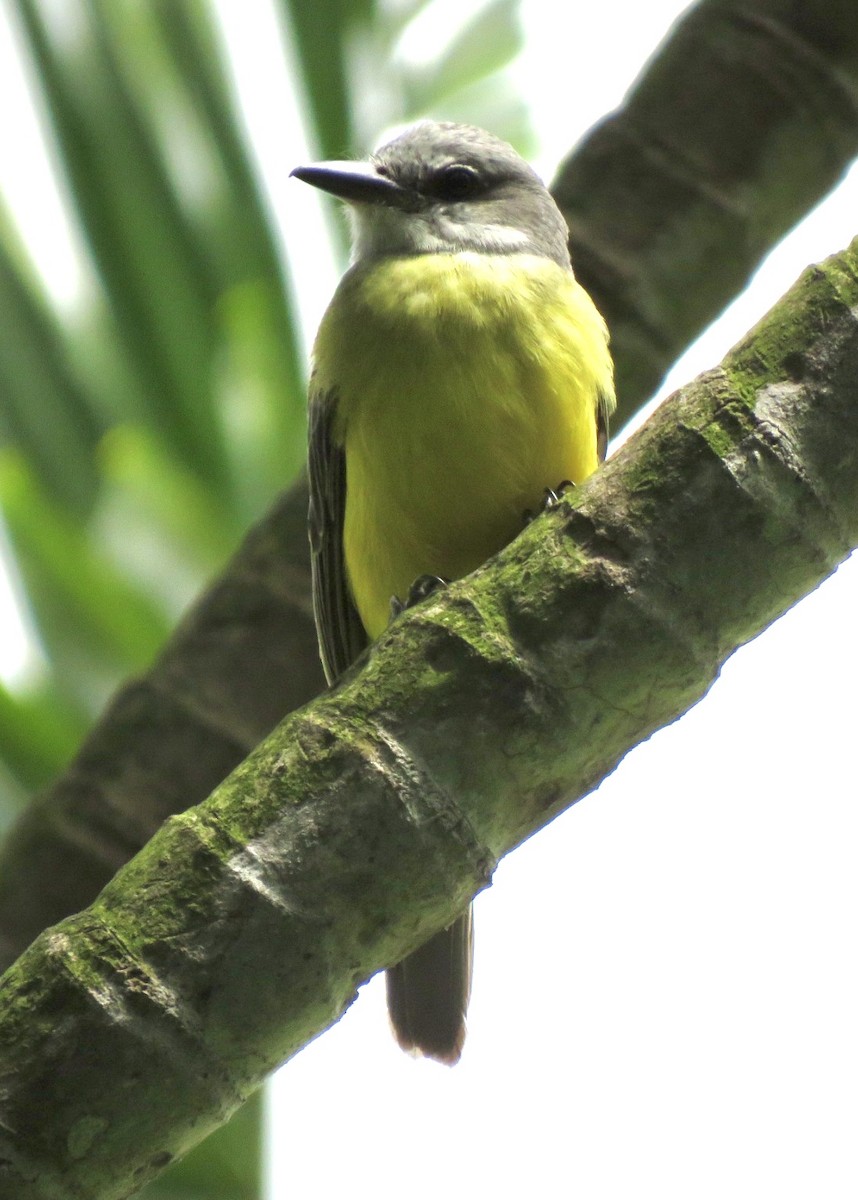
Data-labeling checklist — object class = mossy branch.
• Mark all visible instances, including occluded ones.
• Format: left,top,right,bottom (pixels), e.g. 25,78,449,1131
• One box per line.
0,482,322,969
1,241,856,1200
559,0,858,425
3,0,858,968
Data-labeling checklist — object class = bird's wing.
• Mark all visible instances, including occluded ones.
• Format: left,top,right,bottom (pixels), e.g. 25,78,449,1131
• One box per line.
596,386,612,463
308,387,368,683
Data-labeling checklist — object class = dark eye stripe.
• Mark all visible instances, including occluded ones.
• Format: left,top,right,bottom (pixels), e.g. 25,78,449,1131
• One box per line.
435,164,481,200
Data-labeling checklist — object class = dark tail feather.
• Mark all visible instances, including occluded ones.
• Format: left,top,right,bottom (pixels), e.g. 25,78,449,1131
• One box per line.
386,908,473,1065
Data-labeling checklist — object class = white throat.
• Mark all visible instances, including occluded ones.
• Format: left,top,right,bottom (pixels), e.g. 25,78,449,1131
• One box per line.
349,204,531,262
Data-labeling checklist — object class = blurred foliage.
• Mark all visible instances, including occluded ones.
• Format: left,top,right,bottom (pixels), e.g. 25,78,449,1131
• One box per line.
281,0,529,157
0,0,528,1194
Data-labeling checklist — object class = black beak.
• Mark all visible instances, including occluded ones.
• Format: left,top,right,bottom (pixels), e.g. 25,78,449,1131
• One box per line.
290,160,411,208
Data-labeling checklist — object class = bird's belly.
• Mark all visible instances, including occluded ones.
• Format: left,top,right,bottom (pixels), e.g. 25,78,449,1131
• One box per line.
313,252,611,639
343,348,596,639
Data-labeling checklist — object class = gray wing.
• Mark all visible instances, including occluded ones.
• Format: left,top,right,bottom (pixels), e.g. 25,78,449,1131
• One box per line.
596,387,612,463
308,388,368,683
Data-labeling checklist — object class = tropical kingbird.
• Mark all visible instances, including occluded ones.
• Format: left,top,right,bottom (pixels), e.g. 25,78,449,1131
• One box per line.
292,121,614,1064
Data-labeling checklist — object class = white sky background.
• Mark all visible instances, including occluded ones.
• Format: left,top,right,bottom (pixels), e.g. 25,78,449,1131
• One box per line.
1,0,857,1196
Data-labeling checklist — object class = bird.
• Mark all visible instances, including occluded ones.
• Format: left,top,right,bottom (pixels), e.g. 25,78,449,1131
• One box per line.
292,120,614,1064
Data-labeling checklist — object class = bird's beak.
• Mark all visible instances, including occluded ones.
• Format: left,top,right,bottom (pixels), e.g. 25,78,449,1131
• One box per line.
290,160,411,208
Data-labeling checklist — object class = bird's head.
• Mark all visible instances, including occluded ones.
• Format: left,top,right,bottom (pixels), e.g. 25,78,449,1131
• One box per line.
291,121,572,267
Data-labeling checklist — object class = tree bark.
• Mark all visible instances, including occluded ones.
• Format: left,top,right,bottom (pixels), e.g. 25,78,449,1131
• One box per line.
1,241,856,1200
558,0,858,426
2,0,858,969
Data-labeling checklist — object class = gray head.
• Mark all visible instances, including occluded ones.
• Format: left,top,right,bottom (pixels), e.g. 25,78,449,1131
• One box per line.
291,121,572,268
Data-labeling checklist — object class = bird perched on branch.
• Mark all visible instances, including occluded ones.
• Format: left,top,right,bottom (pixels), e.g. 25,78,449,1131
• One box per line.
292,120,614,1064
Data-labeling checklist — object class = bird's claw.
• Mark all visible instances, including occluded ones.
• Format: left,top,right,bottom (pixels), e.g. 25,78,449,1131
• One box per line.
522,480,574,525
389,574,450,623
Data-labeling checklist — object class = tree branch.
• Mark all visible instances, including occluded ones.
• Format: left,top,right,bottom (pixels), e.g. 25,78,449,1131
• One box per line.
558,0,858,426
1,241,856,1200
0,483,322,969
3,0,858,967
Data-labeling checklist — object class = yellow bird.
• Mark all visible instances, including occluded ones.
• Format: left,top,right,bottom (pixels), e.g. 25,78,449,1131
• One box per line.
292,121,614,1064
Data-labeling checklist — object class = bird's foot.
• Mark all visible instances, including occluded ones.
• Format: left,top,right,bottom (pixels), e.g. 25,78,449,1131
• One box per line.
389,574,450,622
522,480,574,525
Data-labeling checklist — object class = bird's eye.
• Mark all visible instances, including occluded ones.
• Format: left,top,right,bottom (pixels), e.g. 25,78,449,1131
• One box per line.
435,164,481,200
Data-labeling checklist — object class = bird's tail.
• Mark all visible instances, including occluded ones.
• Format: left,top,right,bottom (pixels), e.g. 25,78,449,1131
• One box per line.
386,908,473,1065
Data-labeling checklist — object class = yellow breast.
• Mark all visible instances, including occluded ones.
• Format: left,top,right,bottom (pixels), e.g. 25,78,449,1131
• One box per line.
312,252,614,639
